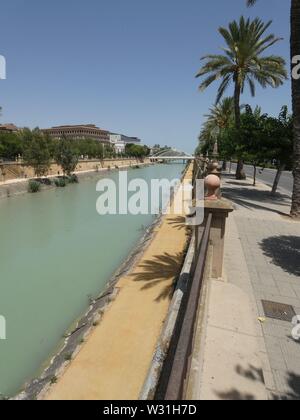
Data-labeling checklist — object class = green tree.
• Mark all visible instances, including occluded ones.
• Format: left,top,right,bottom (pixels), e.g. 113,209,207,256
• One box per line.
125,143,149,158
247,0,300,218
23,129,52,177
196,16,287,179
261,106,293,194
220,105,293,193
54,135,79,176
0,132,23,160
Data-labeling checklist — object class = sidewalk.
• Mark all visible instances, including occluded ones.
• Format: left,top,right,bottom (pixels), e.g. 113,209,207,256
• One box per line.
193,173,300,400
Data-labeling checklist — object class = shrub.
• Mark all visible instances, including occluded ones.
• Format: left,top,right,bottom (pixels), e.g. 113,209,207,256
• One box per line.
54,177,67,188
68,174,79,184
36,177,52,186
28,180,41,193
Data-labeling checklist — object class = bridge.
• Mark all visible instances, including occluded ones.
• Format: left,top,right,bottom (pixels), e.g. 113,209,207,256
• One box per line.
150,149,195,161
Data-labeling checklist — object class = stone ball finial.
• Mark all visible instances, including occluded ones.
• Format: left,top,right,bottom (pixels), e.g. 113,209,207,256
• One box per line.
207,161,221,175
205,174,221,200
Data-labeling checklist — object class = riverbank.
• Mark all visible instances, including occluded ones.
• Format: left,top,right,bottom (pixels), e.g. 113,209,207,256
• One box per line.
35,163,193,400
0,158,152,200
4,163,185,399
14,203,164,400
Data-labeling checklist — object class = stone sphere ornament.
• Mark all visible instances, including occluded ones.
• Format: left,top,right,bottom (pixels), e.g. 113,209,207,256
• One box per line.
205,174,221,200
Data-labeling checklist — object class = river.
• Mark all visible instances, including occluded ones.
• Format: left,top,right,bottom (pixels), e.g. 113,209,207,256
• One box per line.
0,163,185,397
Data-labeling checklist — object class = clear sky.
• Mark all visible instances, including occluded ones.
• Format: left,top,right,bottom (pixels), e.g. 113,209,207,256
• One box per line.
0,0,291,152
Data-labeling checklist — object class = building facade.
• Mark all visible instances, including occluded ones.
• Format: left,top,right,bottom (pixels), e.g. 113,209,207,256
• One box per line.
0,124,19,134
109,134,141,153
42,124,110,143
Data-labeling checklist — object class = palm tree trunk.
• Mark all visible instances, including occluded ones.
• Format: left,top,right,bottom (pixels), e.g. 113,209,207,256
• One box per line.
234,80,246,180
234,79,241,129
272,164,286,195
291,0,300,218
253,165,257,186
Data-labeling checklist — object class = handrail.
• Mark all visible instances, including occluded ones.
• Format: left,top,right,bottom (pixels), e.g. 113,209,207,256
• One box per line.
163,213,213,400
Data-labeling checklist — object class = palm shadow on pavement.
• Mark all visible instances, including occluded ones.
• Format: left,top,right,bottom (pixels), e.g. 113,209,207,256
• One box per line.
260,236,300,277
214,364,264,401
223,186,291,217
214,365,300,400
130,252,185,302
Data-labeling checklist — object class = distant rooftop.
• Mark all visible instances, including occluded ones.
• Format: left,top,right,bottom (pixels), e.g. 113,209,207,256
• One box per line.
50,124,106,130
0,123,19,132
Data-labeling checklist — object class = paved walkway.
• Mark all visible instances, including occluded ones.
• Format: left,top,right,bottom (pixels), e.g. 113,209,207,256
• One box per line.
190,173,300,400
43,165,193,400
221,174,300,400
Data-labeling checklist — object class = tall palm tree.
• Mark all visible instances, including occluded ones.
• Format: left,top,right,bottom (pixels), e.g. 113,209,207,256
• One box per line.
196,16,287,179
247,1,300,218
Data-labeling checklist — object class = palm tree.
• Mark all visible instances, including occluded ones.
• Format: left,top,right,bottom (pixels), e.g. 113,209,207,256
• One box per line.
247,1,300,218
199,97,234,159
196,16,287,179
205,97,235,131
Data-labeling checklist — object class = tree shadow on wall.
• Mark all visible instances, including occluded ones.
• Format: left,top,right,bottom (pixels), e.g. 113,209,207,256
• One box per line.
130,252,184,302
260,236,300,277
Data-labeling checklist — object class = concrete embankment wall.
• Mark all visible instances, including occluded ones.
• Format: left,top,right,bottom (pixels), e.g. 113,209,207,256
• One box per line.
0,158,151,200
0,158,150,182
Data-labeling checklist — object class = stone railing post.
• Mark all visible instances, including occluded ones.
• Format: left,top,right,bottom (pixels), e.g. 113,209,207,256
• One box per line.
204,199,233,279
194,174,233,280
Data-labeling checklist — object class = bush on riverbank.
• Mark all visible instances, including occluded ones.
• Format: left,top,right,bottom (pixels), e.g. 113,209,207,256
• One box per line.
28,180,41,193
54,174,79,187
54,177,67,188
69,174,79,184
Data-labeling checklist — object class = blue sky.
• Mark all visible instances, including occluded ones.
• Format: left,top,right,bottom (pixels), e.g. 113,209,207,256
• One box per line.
0,0,291,152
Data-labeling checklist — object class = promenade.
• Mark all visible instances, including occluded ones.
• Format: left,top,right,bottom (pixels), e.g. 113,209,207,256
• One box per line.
44,165,193,400
192,173,300,400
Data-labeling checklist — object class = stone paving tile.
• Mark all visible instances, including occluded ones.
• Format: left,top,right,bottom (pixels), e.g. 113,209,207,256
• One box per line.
263,371,276,392
261,322,293,339
262,294,300,308
275,282,297,298
279,337,300,360
224,180,300,399
268,355,287,371
292,285,300,299
272,370,293,395
252,285,280,296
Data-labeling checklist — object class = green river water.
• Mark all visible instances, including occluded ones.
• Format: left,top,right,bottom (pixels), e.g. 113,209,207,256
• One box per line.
0,163,184,397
